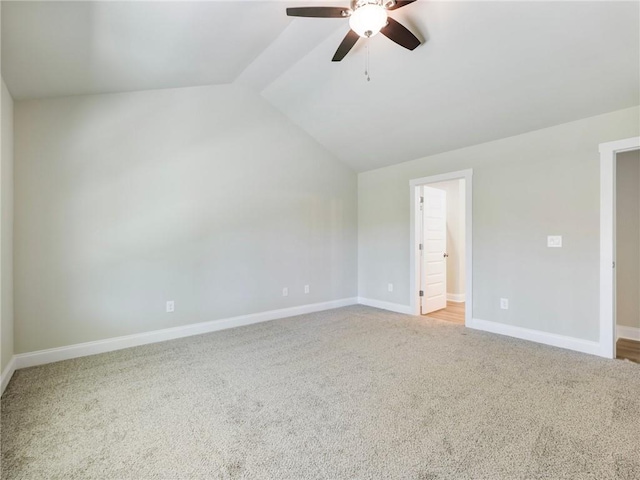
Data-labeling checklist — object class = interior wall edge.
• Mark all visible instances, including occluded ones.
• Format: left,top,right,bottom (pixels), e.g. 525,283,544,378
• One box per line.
0,355,16,396
1,76,15,374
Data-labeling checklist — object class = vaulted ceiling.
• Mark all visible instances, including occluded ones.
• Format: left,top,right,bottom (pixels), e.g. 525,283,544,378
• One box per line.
2,1,639,171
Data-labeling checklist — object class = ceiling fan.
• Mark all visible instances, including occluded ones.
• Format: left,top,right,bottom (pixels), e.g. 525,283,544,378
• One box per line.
286,0,421,62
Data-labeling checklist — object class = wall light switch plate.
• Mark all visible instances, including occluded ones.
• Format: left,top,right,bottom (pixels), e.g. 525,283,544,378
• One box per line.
547,235,562,248
166,301,175,313
388,283,394,292
304,285,310,294
500,298,509,310
282,287,288,297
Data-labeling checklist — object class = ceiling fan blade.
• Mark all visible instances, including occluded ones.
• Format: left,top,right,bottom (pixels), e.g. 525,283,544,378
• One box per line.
332,30,360,62
380,17,421,50
387,0,417,11
286,7,349,18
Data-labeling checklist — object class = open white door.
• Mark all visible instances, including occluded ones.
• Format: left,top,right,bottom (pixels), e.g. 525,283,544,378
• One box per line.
420,186,447,314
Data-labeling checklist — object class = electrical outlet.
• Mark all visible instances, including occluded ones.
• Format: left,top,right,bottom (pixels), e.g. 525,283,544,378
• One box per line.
166,300,175,313
500,298,509,310
304,285,310,294
388,283,394,292
282,287,288,297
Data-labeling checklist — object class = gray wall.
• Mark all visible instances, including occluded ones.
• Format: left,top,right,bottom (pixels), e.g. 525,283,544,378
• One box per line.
1,78,14,371
616,149,640,330
14,84,357,353
359,106,640,342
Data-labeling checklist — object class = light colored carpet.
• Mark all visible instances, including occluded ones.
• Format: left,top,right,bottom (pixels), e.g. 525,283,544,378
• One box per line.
2,305,640,479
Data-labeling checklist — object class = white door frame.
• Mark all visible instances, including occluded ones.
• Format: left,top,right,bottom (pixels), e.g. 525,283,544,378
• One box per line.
409,169,473,325
599,136,640,359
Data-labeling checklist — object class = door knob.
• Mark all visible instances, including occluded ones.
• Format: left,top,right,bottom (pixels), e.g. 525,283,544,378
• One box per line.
443,253,449,258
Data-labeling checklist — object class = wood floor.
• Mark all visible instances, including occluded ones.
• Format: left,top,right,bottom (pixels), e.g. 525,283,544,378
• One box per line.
616,338,640,364
424,301,465,324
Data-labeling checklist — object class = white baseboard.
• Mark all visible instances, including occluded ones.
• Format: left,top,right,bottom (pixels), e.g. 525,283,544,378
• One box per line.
468,318,604,357
1,356,17,395
357,297,413,315
11,297,358,372
617,325,640,341
447,293,465,303
5,300,616,396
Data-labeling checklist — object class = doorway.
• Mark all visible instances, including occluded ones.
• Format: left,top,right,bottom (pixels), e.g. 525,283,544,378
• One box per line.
614,149,640,363
599,136,640,359
410,170,472,326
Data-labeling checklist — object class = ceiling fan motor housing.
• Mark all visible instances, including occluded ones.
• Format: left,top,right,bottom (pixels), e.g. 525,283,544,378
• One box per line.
349,0,389,38
350,0,395,9
285,0,420,61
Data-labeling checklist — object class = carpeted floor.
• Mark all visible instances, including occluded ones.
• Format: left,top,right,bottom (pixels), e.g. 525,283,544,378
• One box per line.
2,305,640,479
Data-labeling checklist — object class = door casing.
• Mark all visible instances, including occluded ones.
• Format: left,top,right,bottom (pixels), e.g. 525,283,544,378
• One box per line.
599,137,640,359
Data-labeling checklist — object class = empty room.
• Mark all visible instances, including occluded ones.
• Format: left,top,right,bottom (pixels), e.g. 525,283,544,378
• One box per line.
1,1,639,478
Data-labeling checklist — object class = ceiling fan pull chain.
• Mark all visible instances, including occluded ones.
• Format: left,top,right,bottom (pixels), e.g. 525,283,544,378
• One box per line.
365,43,371,82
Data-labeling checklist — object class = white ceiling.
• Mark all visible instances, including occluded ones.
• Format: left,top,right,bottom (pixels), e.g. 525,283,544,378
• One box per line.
262,1,640,170
1,1,293,99
2,1,639,172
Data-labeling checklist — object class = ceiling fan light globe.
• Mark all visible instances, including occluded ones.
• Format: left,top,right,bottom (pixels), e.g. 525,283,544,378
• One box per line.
349,4,388,38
